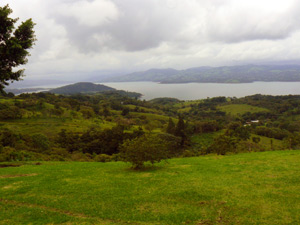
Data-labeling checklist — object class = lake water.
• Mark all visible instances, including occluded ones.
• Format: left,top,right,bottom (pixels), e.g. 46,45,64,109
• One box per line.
102,82,300,100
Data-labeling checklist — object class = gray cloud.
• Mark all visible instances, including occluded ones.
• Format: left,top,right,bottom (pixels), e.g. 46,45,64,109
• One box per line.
205,1,300,43
5,0,300,79
47,0,300,53
50,0,199,52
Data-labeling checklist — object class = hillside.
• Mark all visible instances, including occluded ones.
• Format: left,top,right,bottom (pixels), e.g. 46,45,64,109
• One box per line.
1,93,300,162
49,82,115,94
102,64,300,83
1,150,299,224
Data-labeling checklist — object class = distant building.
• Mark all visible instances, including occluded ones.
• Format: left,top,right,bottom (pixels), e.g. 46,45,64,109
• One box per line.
244,120,260,126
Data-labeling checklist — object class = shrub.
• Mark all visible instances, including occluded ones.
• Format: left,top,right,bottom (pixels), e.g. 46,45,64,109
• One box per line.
120,134,169,169
0,147,33,162
94,154,112,162
70,151,93,162
182,150,195,158
31,133,50,152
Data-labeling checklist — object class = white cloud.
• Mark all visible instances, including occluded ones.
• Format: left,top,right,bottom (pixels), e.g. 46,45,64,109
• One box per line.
58,0,119,27
4,0,300,79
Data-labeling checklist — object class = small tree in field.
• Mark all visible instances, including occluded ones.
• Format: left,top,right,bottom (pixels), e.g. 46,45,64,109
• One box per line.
120,134,169,169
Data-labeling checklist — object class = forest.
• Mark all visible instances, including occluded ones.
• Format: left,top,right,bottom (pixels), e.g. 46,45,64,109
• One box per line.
1,90,299,167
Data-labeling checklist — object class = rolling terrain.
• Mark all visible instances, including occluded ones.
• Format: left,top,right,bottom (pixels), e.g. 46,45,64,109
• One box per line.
101,64,300,83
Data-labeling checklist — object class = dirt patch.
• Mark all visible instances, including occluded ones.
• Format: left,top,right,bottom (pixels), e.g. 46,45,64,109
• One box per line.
0,198,124,224
0,173,38,179
0,164,22,168
0,198,89,219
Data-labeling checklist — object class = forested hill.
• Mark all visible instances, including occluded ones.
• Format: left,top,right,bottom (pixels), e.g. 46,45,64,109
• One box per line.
101,65,300,83
49,82,115,94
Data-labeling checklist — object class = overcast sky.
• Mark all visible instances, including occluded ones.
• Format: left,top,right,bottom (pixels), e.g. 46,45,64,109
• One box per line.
6,0,300,80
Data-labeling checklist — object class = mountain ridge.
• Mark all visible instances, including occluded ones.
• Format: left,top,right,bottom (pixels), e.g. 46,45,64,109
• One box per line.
99,64,300,83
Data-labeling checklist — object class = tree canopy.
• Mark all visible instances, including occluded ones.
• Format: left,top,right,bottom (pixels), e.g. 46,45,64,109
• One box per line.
0,4,36,93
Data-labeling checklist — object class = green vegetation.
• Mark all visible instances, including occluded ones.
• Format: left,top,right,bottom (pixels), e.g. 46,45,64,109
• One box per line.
1,93,300,162
0,4,36,92
49,82,116,94
219,104,269,116
0,150,299,224
2,3,300,224
120,133,171,169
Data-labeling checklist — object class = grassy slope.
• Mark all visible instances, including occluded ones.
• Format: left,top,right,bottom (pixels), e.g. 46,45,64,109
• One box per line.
1,150,300,224
0,98,175,138
219,104,269,116
0,118,115,139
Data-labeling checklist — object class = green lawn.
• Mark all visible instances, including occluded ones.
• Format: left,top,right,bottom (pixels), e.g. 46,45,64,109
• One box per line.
1,150,300,224
219,104,269,116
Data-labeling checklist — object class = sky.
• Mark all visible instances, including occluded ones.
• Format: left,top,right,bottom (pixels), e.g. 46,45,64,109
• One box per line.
6,0,300,80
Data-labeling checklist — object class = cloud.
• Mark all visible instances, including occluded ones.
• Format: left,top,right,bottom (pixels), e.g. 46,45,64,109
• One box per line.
205,0,299,43
48,0,300,53
5,0,300,79
58,0,119,27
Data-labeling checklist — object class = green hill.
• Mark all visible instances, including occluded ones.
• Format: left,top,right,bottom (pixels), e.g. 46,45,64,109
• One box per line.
49,82,115,94
1,150,299,224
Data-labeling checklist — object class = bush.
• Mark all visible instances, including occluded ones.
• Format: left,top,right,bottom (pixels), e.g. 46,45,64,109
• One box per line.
94,154,112,162
70,151,93,162
120,134,169,169
31,133,50,152
182,150,196,158
0,147,34,162
0,128,20,147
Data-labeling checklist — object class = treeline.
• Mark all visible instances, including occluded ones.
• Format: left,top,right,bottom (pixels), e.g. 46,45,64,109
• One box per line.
1,92,300,163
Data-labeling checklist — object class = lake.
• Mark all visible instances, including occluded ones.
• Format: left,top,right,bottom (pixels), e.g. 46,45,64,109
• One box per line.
102,82,300,100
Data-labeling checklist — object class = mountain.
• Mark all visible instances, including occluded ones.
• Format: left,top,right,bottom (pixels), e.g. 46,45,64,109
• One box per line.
101,68,179,82
101,65,300,83
49,82,115,94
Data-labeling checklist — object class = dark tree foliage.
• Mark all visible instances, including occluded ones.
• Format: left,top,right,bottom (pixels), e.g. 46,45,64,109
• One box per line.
0,128,20,147
208,134,237,155
121,107,130,116
166,117,175,135
175,116,185,137
225,122,250,141
0,5,36,92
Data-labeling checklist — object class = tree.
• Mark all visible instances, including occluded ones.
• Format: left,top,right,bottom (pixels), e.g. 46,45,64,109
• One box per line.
166,117,175,134
175,115,187,146
175,116,185,137
121,107,130,116
120,134,169,169
0,4,36,93
209,134,237,155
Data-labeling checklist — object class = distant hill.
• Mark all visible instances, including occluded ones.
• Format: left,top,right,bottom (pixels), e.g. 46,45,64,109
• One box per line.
49,82,116,94
48,82,142,98
101,65,300,83
104,68,180,82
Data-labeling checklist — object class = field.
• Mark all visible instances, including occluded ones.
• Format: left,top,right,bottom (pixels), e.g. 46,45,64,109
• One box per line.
1,150,300,224
218,104,269,116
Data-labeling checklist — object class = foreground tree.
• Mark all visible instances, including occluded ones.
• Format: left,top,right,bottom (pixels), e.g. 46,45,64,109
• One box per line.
0,4,36,93
120,134,169,169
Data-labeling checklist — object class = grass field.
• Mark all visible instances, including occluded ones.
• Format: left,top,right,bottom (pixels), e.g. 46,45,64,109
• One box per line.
1,150,299,224
0,118,115,139
219,104,269,116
